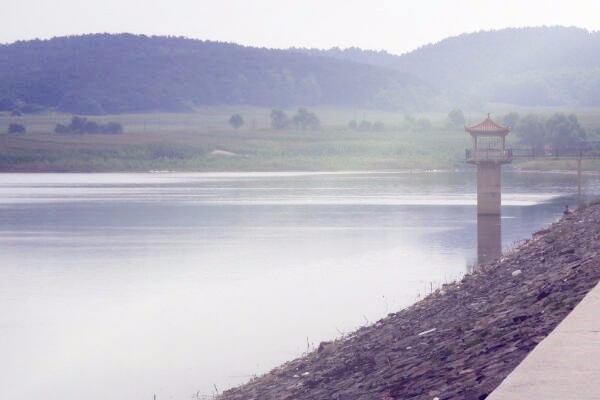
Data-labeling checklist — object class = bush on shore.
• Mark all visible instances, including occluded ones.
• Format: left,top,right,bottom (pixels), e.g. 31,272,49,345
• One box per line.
8,123,26,134
55,116,123,134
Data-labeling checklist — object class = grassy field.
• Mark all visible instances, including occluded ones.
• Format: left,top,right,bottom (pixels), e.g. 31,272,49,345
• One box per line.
0,106,599,172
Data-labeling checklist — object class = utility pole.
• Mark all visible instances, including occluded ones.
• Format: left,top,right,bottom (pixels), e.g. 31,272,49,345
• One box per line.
577,153,582,198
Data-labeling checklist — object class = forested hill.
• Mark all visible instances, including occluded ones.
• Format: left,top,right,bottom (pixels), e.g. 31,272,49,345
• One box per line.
0,34,434,115
300,26,600,107
4,28,600,115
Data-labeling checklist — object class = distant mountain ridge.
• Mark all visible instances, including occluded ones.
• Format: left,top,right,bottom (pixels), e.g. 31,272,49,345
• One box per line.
2,27,600,115
299,26,600,107
0,34,433,114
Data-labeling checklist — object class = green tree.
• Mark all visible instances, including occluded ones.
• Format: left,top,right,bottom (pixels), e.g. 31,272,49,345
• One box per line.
270,109,289,130
348,120,358,130
70,116,88,134
292,107,320,130
54,116,124,134
8,123,26,134
402,114,416,131
54,124,69,134
84,120,100,134
358,120,372,132
515,114,546,154
501,112,520,129
416,117,432,132
545,113,586,151
104,122,124,134
447,109,465,127
229,114,244,129
372,121,385,132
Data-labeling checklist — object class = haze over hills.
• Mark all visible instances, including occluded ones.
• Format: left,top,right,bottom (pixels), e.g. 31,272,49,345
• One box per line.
0,34,433,115
300,26,600,107
1,26,600,115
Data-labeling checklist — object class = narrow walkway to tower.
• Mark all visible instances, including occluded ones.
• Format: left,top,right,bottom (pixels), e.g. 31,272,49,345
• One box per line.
488,282,600,400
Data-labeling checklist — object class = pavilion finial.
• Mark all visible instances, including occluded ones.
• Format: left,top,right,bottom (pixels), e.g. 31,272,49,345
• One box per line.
487,113,490,118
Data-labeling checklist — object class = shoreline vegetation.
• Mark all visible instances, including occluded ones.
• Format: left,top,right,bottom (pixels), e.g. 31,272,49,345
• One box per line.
220,200,600,400
1,108,599,173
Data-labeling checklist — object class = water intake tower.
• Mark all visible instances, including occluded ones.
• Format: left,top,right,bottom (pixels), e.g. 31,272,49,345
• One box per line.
466,114,512,215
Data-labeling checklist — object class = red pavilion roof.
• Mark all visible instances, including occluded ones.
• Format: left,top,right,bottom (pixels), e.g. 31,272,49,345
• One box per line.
465,114,510,135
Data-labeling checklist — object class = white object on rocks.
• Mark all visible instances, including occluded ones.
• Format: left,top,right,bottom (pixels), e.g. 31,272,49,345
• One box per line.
210,149,237,156
512,269,522,277
418,328,437,336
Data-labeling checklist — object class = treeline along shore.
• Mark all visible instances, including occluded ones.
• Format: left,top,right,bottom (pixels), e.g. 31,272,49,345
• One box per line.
221,201,600,400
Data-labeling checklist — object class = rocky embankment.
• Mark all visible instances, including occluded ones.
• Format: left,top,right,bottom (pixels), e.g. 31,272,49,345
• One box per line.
221,201,600,400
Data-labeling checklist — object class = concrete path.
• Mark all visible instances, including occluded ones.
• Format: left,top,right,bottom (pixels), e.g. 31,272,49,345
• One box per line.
488,282,600,400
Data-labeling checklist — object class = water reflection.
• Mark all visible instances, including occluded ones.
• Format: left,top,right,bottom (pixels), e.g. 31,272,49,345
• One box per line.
0,171,595,399
477,214,502,265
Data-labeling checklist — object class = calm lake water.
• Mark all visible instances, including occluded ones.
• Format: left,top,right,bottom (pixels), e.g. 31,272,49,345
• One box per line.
0,170,597,400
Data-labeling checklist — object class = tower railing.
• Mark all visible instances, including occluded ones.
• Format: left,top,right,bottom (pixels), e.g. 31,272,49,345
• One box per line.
466,148,513,164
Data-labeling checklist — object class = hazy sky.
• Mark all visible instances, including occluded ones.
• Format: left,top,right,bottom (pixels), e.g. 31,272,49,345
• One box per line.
2,0,600,54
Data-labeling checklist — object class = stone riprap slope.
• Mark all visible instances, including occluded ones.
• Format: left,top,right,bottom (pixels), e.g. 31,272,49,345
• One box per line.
221,202,600,400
